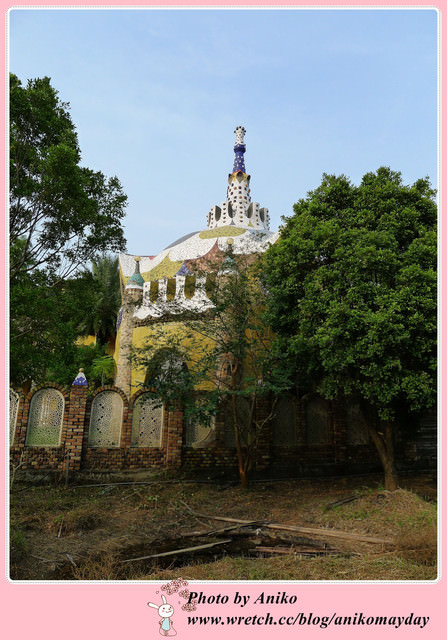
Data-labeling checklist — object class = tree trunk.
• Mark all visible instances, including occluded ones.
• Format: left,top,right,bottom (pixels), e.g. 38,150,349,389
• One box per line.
238,465,249,488
367,421,399,491
232,394,246,487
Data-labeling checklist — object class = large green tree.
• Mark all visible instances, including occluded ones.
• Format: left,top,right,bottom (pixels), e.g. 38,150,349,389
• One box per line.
10,74,127,282
9,74,127,386
263,168,437,490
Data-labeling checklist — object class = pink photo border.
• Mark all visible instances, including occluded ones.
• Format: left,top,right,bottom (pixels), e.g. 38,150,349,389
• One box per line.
1,2,444,638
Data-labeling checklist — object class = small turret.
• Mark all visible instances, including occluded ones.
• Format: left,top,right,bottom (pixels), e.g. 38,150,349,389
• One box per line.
125,256,144,291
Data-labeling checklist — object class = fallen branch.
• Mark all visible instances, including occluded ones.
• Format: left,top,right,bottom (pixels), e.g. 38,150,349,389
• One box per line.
65,553,78,568
57,517,64,538
10,452,25,489
255,545,348,557
325,495,364,510
68,480,221,490
183,520,267,538
121,538,233,564
182,510,393,545
30,554,54,564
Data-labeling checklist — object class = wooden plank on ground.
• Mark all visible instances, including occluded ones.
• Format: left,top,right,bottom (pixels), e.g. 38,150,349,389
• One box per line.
186,512,393,545
121,538,233,564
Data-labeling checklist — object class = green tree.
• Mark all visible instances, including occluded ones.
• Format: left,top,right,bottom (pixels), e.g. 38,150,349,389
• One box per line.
77,255,121,348
262,168,437,490
91,355,117,386
10,74,127,282
131,249,292,487
9,74,127,386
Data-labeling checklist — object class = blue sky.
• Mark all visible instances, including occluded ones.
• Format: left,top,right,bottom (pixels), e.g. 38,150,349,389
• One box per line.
9,7,438,257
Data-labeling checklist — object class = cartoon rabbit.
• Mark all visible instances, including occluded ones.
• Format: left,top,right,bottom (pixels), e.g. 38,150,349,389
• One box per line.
148,595,177,636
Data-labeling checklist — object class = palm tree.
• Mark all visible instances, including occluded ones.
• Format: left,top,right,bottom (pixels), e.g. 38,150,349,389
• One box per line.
78,255,121,349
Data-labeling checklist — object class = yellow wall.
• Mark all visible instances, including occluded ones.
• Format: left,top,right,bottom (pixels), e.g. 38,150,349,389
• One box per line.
129,321,217,396
76,335,96,347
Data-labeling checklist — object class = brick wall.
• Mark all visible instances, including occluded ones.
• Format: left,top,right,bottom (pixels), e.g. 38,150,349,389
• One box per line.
9,383,436,476
10,383,70,471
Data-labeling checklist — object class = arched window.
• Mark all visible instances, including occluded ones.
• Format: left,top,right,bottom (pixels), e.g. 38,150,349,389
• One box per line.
185,415,215,448
131,393,163,447
346,403,370,445
305,396,330,446
88,391,123,447
26,388,64,446
271,396,298,446
9,389,19,446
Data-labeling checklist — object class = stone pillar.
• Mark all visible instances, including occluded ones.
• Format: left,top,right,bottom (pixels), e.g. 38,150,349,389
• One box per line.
115,289,142,397
65,369,89,471
166,404,183,469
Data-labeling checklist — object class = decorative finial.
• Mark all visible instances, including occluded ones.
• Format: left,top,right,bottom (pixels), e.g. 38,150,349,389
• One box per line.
72,368,88,387
126,255,144,289
233,126,246,173
234,126,246,145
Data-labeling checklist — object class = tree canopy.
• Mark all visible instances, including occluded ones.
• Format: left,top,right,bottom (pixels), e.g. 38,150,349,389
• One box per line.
262,167,437,489
10,73,127,282
9,74,127,386
77,255,122,347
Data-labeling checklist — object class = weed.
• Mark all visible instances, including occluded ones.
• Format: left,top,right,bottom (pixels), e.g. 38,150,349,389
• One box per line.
70,552,120,580
65,506,103,532
10,525,27,560
136,494,161,510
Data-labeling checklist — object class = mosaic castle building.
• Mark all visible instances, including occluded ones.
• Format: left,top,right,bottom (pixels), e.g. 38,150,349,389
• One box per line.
9,128,436,476
114,126,278,397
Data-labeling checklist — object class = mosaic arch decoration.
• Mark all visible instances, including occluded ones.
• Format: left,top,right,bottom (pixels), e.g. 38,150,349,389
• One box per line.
88,391,123,448
26,388,64,447
9,388,19,446
131,393,164,447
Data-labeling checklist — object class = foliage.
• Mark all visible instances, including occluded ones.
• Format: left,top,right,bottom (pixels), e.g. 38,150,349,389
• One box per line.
90,355,116,387
131,248,293,486
46,343,111,389
77,255,121,346
262,167,437,489
9,74,127,386
10,73,127,282
10,257,91,386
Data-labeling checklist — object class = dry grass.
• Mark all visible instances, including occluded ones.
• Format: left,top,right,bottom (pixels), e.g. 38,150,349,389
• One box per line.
9,472,437,581
147,553,437,582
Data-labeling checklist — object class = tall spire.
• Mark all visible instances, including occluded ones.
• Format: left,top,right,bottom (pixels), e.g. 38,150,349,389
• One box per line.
206,126,270,231
233,126,246,173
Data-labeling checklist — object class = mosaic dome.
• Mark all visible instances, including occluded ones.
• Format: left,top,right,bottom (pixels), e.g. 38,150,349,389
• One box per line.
120,126,278,290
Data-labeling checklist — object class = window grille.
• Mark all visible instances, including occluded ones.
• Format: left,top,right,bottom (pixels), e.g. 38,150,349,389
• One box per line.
185,415,215,448
346,403,370,445
306,397,330,445
26,388,64,446
131,393,163,447
88,391,123,447
271,396,298,446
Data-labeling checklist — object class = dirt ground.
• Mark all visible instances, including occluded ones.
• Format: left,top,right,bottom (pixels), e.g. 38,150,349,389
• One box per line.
9,470,437,581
